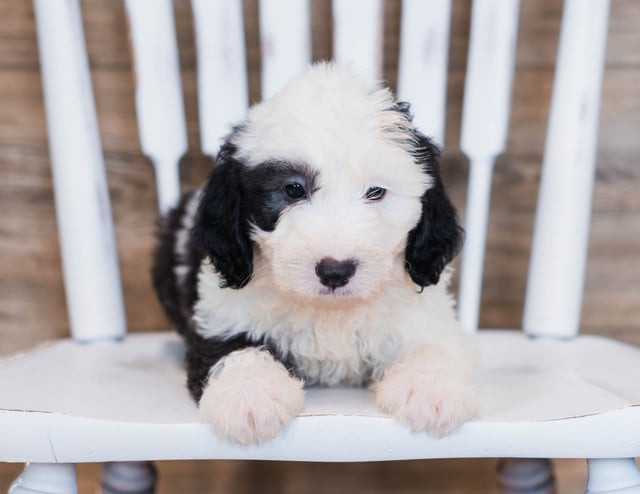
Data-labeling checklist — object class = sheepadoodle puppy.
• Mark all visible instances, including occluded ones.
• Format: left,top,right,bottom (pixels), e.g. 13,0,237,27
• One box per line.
153,63,477,445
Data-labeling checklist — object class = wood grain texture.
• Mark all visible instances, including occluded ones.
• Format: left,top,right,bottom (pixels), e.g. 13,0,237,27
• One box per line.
1,0,639,355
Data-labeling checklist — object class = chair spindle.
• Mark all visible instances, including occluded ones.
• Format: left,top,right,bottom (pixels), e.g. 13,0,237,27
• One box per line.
332,0,384,80
33,0,126,342
125,0,188,214
397,0,452,146
259,0,312,100
192,0,248,156
458,0,520,333
523,0,611,339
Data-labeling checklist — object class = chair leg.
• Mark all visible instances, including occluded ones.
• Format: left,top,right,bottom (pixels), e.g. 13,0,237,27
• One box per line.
101,462,157,494
497,459,556,494
586,458,640,494
8,463,77,494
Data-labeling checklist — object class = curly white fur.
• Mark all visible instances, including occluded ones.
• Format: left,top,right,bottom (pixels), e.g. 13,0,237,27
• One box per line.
198,348,305,445
373,345,478,436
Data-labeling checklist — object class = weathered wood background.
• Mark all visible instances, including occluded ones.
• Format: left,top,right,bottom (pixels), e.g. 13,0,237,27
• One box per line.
1,0,639,355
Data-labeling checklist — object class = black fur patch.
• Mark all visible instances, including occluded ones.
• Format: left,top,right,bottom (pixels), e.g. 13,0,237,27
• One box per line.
241,160,318,232
392,102,464,287
152,190,204,335
184,330,297,402
192,136,255,289
193,127,318,288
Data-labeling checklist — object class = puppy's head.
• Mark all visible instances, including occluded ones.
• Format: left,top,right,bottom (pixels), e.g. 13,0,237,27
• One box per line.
194,64,462,301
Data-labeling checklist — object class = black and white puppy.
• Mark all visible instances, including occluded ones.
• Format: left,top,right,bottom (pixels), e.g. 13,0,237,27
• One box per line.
153,63,477,445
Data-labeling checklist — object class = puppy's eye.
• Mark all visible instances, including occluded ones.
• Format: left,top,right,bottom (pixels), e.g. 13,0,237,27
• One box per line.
365,186,386,201
284,182,306,200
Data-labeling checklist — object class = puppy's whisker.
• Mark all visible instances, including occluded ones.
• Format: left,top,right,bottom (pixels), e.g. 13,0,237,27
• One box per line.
245,263,270,281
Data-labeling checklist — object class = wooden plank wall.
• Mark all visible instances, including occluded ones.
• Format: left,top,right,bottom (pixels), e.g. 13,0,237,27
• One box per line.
1,0,639,355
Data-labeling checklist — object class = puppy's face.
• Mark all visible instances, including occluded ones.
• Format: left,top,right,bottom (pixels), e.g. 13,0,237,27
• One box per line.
195,64,462,302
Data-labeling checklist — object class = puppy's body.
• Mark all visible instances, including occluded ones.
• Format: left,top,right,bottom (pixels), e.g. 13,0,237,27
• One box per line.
153,64,477,445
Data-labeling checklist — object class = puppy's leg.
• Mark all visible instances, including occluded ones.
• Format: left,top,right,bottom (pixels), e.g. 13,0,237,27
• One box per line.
196,346,305,445
373,345,477,437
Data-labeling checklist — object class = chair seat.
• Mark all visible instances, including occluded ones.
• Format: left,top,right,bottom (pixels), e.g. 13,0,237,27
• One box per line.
1,330,639,463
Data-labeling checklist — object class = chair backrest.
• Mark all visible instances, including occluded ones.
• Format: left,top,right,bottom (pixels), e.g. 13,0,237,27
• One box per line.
32,0,611,343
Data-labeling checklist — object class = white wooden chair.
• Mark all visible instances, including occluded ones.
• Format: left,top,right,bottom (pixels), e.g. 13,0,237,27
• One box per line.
2,0,639,493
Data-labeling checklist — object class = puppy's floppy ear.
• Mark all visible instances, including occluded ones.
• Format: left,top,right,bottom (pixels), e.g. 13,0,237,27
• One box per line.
193,137,253,289
404,131,464,288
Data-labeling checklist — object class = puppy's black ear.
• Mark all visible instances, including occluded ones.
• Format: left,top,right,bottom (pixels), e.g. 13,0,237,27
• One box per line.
193,138,253,289
405,132,464,288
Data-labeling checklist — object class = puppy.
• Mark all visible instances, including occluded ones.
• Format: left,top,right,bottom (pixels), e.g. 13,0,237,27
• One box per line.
153,63,477,445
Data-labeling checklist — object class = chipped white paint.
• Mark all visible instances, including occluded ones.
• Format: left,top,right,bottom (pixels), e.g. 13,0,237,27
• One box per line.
332,0,384,81
259,0,312,99
397,0,451,146
125,0,187,213
33,0,126,342
523,0,611,339
458,0,520,333
192,0,248,156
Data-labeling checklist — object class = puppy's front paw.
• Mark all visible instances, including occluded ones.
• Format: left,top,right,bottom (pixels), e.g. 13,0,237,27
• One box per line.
373,349,477,437
198,349,305,445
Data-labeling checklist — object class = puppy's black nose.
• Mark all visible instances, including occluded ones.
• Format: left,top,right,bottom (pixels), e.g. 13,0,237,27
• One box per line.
315,258,357,289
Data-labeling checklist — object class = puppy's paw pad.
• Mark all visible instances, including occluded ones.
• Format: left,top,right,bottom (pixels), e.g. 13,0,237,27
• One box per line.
198,350,305,445
374,371,476,437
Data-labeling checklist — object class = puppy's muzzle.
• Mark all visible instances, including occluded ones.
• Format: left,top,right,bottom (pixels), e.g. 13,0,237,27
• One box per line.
315,258,358,289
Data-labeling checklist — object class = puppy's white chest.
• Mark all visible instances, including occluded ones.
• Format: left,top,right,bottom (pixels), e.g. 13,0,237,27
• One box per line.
195,266,462,387
271,321,402,386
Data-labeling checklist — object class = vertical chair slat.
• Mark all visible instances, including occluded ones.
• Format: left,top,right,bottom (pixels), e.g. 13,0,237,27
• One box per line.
33,0,126,342
332,0,384,80
397,0,451,146
523,0,611,339
259,0,312,100
125,0,187,214
192,0,248,156
457,0,520,333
